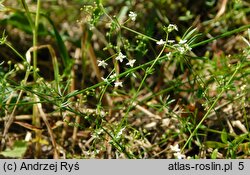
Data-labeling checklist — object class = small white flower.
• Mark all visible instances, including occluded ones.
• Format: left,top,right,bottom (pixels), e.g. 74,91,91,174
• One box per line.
174,152,186,159
177,46,185,54
97,60,108,68
184,43,192,51
170,144,180,152
115,52,126,62
167,40,175,43
114,81,123,88
110,73,117,79
179,39,187,44
167,24,178,32
126,59,136,67
128,11,137,21
156,39,166,45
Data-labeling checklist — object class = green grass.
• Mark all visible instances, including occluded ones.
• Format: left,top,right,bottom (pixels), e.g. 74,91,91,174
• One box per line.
0,0,249,159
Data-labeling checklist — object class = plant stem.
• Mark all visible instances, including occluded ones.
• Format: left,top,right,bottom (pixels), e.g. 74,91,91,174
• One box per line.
121,26,158,42
181,63,242,152
33,0,41,80
191,24,250,48
21,0,42,158
33,0,41,159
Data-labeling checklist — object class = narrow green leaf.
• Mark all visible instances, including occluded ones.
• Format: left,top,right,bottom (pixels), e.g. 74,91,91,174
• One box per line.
232,133,248,145
182,27,197,40
221,128,228,144
45,15,72,72
205,141,227,148
191,24,250,48
5,13,47,36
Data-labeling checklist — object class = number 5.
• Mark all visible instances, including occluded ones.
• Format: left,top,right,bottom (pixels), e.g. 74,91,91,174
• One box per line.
238,162,244,170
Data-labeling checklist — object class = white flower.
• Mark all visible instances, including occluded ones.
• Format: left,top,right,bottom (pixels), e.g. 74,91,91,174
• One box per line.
179,39,187,44
167,40,175,43
184,43,192,51
156,39,166,45
174,42,191,54
177,46,185,54
167,24,178,32
126,59,136,67
114,81,123,88
174,152,186,159
170,144,180,152
110,73,117,79
97,60,108,68
115,52,126,62
128,11,137,21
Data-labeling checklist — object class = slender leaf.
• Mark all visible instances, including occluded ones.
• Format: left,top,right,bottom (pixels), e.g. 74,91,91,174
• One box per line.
205,141,228,148
45,15,72,72
221,129,228,144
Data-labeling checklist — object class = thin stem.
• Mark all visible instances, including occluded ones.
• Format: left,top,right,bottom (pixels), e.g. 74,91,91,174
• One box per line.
62,17,247,99
5,42,26,61
21,0,42,158
1,65,31,150
121,26,158,42
20,0,34,29
33,0,41,80
119,41,167,128
191,24,250,48
181,63,242,152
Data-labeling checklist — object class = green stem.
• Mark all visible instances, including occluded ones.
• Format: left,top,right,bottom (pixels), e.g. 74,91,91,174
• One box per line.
20,0,34,29
65,19,249,98
33,0,41,80
181,63,242,152
65,54,169,99
119,41,167,128
5,42,26,61
121,26,158,42
191,24,250,48
33,0,41,159
21,0,42,158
